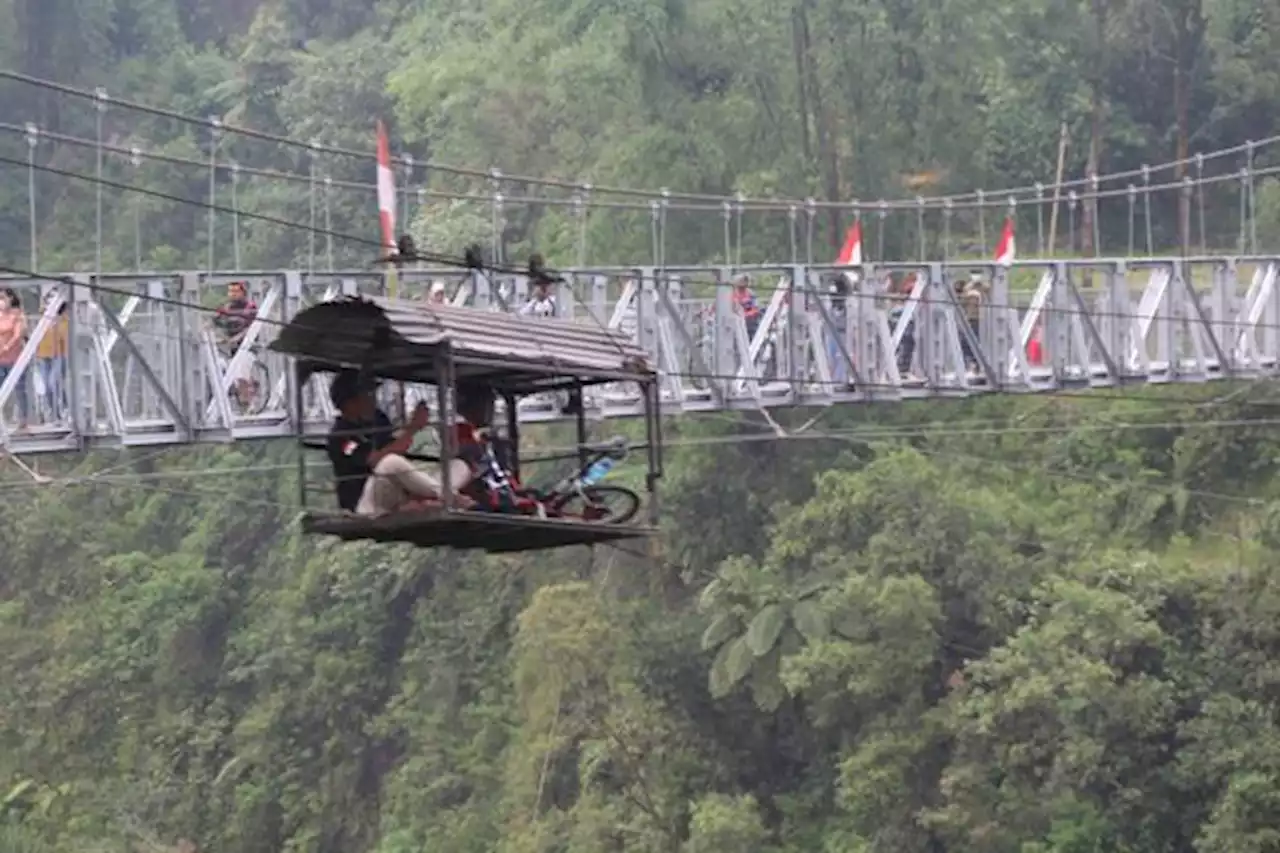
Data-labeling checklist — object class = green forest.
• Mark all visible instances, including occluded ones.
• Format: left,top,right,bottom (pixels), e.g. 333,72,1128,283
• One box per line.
4,1,1280,852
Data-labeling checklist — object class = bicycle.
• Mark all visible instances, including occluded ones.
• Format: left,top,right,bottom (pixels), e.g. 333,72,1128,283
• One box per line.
536,435,641,524
473,434,641,524
215,340,270,416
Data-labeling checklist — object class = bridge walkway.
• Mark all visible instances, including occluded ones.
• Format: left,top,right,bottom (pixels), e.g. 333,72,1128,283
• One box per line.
0,256,1275,456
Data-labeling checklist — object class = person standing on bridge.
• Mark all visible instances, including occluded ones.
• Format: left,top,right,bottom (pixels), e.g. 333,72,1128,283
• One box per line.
214,280,260,408
519,273,557,318
0,288,30,432
888,274,916,379
823,271,852,386
326,370,476,516
214,280,257,354
732,274,761,340
518,262,568,412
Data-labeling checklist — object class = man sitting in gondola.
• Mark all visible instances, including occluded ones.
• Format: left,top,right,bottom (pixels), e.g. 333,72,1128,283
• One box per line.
326,369,476,515
452,382,543,515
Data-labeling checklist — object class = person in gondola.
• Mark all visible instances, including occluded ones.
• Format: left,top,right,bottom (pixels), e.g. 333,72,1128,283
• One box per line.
326,369,476,515
452,382,542,514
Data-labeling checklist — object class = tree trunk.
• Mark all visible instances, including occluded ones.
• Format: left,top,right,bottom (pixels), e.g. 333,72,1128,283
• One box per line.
1173,55,1190,252
16,0,60,128
1083,0,1107,259
791,7,813,167
797,0,842,251
1084,94,1101,257
1172,0,1206,252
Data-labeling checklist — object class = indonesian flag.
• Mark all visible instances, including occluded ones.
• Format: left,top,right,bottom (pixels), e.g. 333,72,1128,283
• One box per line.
376,120,397,253
994,216,1015,266
836,220,863,266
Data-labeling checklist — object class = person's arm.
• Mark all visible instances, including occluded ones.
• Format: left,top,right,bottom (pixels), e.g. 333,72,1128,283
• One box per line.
327,417,417,478
367,429,416,467
211,309,229,338
367,407,428,467
0,319,18,352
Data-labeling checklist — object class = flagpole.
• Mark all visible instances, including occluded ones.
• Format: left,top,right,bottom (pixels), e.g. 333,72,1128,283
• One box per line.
1046,122,1069,256
376,120,407,422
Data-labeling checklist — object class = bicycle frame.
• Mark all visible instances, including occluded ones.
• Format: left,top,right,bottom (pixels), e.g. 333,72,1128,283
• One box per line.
542,441,629,510
467,435,630,518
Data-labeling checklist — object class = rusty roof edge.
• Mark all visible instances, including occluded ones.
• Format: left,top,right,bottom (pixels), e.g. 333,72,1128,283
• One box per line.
270,295,654,377
370,296,644,351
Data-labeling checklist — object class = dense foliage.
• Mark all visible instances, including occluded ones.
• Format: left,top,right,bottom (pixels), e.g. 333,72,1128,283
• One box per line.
3,1,1280,852
7,390,1280,853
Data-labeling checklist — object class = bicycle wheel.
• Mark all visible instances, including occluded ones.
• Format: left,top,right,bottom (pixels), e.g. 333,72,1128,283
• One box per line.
226,381,247,417
555,486,641,524
226,359,270,416
246,359,270,414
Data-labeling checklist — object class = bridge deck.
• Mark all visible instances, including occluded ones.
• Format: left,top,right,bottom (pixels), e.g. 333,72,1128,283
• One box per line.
0,256,1276,456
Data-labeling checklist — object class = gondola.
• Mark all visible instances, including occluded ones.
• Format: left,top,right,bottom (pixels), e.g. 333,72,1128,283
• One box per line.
269,288,662,553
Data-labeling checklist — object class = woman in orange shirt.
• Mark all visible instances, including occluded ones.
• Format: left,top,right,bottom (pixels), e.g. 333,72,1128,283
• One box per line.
0,288,29,430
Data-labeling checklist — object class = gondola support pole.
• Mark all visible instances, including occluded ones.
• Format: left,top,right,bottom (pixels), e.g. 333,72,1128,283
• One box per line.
436,346,455,511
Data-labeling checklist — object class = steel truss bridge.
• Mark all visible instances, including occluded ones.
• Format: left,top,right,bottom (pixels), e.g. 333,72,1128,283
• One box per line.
0,255,1277,456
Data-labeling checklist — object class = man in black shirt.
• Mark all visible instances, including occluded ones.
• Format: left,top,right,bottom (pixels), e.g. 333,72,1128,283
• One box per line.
325,369,474,515
820,271,852,386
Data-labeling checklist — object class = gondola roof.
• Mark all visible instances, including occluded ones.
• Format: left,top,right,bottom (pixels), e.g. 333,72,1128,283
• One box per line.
269,295,654,392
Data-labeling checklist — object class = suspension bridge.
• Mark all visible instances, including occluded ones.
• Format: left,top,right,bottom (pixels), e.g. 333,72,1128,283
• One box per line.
0,72,1277,456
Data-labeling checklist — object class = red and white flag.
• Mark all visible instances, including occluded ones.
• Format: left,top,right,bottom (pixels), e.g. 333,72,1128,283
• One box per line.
994,216,1015,266
836,220,863,266
376,120,397,253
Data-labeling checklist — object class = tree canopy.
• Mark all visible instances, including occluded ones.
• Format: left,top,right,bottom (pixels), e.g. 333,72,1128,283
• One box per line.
1,0,1277,273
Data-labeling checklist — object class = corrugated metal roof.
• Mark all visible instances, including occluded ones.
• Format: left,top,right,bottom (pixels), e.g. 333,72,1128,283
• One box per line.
269,295,654,386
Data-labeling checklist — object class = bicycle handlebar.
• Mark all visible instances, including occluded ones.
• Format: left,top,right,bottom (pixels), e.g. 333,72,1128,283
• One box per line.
578,435,629,457
300,434,626,465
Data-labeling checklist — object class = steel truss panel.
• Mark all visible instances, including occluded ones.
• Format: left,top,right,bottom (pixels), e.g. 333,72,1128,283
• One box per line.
0,257,1276,456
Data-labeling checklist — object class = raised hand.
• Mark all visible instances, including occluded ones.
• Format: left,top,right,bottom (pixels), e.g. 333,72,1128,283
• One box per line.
409,401,430,431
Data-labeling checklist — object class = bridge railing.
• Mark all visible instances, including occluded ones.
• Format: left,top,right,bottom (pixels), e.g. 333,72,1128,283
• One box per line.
0,256,1277,453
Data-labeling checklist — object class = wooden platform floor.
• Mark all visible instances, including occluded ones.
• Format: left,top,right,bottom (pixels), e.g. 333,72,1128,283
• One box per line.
303,507,654,552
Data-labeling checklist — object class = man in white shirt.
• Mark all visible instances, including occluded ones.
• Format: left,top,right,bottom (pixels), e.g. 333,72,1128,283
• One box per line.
519,276,557,318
